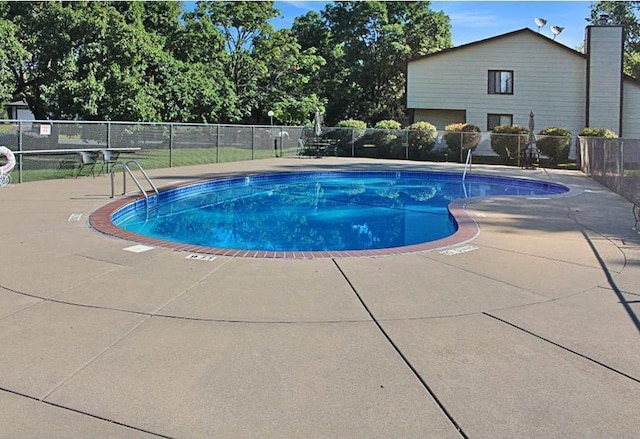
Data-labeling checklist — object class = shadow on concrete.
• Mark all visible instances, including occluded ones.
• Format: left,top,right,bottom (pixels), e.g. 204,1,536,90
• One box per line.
582,230,640,335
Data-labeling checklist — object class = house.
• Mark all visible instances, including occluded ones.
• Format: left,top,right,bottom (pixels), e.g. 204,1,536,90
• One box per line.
407,25,640,139
5,99,35,121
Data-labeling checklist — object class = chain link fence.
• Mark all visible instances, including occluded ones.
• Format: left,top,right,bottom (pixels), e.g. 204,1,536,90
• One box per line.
578,137,640,206
1,119,583,183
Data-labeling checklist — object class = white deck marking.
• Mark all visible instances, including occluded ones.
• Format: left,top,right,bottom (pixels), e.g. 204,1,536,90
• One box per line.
440,245,478,256
123,244,155,253
68,213,83,222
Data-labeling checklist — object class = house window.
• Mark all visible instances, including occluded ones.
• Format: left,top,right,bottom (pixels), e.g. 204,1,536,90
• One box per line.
488,70,513,94
487,114,513,130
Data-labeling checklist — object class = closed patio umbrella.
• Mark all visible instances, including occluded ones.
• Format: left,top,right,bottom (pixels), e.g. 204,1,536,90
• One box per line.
527,111,537,167
313,108,322,137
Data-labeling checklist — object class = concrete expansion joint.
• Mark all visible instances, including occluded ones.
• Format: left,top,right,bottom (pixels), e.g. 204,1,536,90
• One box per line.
150,313,374,325
1,281,374,324
76,253,133,267
332,258,470,439
0,385,175,439
596,284,640,297
39,316,151,401
482,313,640,385
473,241,623,272
420,250,551,301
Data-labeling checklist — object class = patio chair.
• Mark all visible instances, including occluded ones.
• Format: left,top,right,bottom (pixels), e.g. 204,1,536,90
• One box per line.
98,149,120,175
75,151,100,178
298,138,311,156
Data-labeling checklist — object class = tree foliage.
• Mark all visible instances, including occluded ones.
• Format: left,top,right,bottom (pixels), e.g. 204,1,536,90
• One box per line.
1,1,452,125
294,1,451,125
589,1,640,78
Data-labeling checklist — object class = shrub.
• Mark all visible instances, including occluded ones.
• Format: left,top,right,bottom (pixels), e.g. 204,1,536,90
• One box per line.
373,119,402,158
536,127,572,162
337,119,367,136
444,123,481,157
374,120,401,130
490,124,529,161
579,127,616,138
407,121,437,160
331,119,368,156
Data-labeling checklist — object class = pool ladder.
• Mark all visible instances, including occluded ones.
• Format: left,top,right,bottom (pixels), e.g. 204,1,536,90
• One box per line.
460,149,473,198
462,149,472,182
110,160,158,202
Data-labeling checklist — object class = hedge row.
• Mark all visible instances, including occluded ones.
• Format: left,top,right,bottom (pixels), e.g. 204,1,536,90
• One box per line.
333,119,616,162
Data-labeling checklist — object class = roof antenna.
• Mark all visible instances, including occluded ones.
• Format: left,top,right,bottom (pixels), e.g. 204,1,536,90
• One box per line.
598,14,610,25
534,18,547,32
550,25,564,40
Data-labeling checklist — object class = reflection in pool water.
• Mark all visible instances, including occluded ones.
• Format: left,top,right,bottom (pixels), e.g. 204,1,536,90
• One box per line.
112,172,568,252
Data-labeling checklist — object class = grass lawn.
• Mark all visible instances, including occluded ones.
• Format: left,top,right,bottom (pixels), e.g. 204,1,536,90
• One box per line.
14,146,288,182
9,143,579,183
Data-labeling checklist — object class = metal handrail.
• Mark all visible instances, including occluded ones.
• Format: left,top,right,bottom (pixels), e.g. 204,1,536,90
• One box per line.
462,148,473,181
110,160,158,199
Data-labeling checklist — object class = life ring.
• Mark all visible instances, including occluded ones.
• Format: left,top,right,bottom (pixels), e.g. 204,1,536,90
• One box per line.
0,146,16,174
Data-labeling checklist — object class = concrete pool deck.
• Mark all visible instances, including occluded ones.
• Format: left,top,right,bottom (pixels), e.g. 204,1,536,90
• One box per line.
0,157,638,438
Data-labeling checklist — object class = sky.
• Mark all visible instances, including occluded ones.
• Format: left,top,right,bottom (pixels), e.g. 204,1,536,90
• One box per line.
272,1,594,51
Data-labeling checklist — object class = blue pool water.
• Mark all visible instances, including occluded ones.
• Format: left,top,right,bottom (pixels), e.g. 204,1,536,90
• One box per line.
112,171,568,252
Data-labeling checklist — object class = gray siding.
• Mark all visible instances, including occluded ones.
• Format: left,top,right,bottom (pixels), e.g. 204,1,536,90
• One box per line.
623,79,640,138
408,32,586,136
586,26,623,134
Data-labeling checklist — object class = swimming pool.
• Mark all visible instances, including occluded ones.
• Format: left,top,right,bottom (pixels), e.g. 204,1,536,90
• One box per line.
98,171,569,257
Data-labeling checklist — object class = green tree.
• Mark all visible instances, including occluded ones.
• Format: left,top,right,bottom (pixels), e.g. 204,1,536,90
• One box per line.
3,1,84,119
589,2,640,78
3,1,236,123
172,6,240,122
195,1,279,122
0,16,26,105
253,29,326,125
59,2,168,121
294,1,451,125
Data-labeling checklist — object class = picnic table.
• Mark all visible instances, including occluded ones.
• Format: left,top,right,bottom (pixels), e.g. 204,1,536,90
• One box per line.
298,137,339,157
13,147,141,178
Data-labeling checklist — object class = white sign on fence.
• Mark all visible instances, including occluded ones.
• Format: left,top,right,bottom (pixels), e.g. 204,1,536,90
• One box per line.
39,124,51,136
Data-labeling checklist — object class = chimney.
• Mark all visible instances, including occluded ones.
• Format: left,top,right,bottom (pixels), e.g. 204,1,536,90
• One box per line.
585,24,624,136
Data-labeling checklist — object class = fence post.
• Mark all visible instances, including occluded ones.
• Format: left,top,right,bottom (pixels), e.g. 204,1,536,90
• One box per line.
107,121,111,149
351,128,355,157
251,126,255,160
215,125,220,163
18,120,23,183
517,135,521,168
404,130,408,160
169,123,173,168
619,139,624,182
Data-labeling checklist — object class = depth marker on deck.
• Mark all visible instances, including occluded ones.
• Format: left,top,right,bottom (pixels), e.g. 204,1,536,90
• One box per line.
68,213,83,222
186,254,217,261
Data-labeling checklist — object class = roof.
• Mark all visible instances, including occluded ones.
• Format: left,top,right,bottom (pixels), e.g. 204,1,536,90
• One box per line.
408,26,640,86
408,27,586,63
8,100,29,107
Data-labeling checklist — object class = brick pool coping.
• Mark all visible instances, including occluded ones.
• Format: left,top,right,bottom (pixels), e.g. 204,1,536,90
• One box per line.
88,173,495,259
